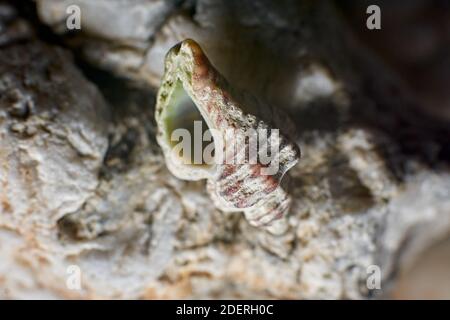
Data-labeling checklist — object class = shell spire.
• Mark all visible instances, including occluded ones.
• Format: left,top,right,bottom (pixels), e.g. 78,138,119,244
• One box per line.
155,39,300,234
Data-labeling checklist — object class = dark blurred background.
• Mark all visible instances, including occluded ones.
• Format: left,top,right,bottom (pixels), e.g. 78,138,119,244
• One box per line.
340,0,450,122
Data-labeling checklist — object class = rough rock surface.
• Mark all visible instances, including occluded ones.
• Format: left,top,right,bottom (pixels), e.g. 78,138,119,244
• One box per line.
0,3,109,298
0,0,448,299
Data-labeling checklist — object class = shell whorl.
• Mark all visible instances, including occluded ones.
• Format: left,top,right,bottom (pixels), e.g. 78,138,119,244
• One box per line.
155,39,300,234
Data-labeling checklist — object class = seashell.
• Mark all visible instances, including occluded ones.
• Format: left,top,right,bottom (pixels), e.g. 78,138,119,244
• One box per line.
155,39,300,235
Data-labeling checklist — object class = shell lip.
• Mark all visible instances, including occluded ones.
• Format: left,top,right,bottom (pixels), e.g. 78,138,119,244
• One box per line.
156,40,219,180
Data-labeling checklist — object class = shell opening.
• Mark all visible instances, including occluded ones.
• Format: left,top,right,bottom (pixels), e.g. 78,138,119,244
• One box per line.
163,79,216,168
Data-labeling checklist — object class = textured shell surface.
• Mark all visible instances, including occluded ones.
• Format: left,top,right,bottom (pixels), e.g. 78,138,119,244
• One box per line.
155,39,300,234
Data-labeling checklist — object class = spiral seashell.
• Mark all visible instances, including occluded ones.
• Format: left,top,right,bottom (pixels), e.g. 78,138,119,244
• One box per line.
155,39,300,234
